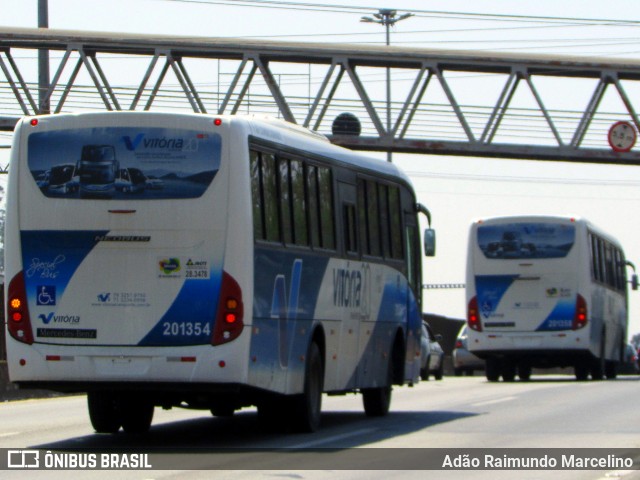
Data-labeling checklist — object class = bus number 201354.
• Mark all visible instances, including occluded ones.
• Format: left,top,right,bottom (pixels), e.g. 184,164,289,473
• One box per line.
162,321,212,337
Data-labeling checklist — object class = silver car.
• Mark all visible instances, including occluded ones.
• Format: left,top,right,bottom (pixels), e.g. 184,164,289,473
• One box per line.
453,326,485,376
420,321,444,381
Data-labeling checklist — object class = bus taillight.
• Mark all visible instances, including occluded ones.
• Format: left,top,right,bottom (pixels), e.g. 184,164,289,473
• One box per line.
573,294,588,330
7,272,34,345
212,271,244,346
467,296,482,332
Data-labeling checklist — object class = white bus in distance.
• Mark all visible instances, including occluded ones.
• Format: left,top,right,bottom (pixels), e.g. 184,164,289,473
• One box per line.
465,215,637,381
5,112,435,434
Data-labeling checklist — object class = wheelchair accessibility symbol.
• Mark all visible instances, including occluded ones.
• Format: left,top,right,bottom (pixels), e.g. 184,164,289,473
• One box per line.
36,285,56,306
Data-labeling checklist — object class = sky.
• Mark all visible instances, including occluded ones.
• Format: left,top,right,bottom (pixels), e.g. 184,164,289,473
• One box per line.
2,0,640,336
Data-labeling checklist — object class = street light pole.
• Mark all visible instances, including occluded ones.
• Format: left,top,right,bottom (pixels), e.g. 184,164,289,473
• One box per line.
361,9,413,162
38,0,50,114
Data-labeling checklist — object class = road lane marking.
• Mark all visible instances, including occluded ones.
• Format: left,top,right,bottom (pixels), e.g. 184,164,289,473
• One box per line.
0,432,20,438
292,427,377,448
471,396,517,407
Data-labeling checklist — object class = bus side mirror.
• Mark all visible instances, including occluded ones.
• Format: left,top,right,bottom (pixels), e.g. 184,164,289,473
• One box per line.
632,274,638,291
424,228,436,257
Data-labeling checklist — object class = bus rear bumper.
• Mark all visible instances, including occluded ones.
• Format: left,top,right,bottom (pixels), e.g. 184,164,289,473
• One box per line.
5,341,249,386
468,331,593,367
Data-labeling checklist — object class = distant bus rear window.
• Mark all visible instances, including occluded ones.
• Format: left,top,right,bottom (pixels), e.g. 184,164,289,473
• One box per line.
28,127,221,200
477,222,575,259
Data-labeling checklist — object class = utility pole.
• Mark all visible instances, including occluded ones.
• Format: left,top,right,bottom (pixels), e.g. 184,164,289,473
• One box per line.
38,0,50,114
361,9,413,162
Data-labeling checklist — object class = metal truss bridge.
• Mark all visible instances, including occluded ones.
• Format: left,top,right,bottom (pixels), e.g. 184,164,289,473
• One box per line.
2,27,640,165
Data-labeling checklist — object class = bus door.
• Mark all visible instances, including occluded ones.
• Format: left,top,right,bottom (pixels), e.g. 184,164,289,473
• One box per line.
474,222,578,333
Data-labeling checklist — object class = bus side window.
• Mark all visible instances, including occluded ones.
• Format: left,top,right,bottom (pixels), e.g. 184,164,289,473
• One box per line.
388,186,403,260
356,179,383,258
305,163,336,251
278,157,293,244
317,166,335,250
366,180,381,257
262,152,280,242
615,249,626,292
250,149,280,243
405,223,419,291
589,234,600,282
307,165,321,248
343,204,358,255
290,159,308,246
250,150,264,240
604,243,615,288
378,184,391,259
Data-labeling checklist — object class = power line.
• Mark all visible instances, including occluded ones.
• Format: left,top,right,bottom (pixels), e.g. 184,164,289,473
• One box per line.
155,0,640,27
150,0,640,57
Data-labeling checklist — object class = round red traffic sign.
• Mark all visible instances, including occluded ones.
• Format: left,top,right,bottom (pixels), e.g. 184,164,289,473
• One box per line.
608,121,637,152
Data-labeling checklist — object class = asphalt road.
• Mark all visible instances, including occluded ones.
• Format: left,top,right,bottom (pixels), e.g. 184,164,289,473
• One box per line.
1,374,639,480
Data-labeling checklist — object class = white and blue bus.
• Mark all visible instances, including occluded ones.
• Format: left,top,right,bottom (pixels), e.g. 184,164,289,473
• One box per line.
466,215,637,382
4,112,435,433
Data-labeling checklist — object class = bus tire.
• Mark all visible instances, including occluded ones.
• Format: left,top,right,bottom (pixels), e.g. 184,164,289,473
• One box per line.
518,363,532,381
591,362,604,380
121,397,154,434
210,405,236,417
362,354,393,417
574,362,589,381
290,341,324,432
87,392,121,434
501,360,516,382
485,358,501,382
591,336,606,380
605,360,618,380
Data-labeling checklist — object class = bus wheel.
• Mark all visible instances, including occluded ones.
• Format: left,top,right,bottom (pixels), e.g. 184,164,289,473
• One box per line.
87,392,121,434
290,341,324,432
591,338,606,380
517,363,532,381
485,358,501,382
605,360,618,380
501,360,516,382
362,355,393,417
210,405,236,417
591,362,604,380
574,362,589,381
121,397,154,434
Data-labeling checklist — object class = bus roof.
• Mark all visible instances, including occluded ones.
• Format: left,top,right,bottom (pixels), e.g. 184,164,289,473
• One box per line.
238,114,414,187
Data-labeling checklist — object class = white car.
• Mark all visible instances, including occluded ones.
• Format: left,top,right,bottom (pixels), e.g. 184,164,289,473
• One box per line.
420,321,444,381
452,326,485,376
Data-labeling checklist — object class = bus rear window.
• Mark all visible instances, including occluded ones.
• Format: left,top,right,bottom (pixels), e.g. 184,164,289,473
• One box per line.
477,222,575,259
28,127,221,199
